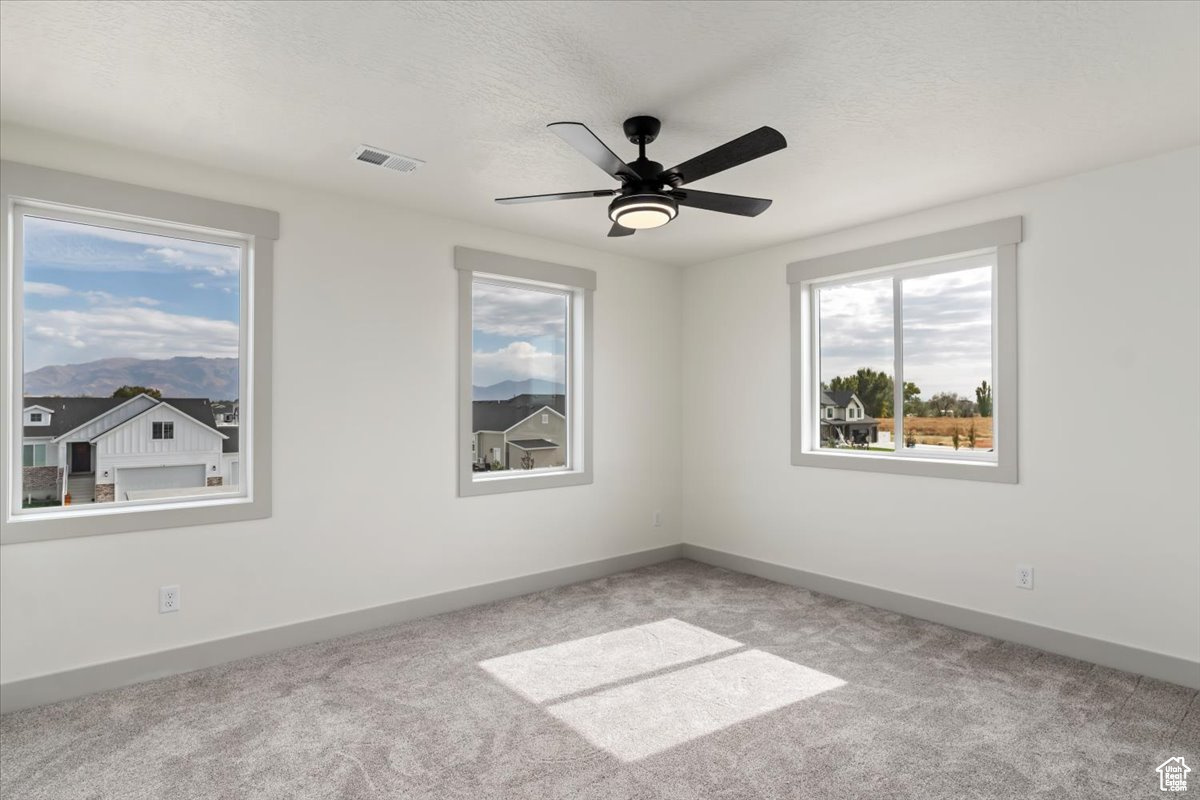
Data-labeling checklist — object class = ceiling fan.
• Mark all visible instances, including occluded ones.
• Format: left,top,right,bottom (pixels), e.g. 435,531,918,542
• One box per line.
495,116,787,237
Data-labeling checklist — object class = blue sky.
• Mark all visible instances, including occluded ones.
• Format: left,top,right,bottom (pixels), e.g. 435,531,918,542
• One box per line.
22,215,240,372
819,266,992,398
472,281,566,388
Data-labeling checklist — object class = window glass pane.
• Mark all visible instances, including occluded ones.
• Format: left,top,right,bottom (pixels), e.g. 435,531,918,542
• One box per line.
20,213,243,509
471,279,568,475
901,265,994,460
23,445,33,467
817,278,895,452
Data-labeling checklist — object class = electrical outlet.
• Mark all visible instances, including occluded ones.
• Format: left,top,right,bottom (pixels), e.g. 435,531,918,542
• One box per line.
159,585,181,613
653,510,662,528
1015,566,1034,590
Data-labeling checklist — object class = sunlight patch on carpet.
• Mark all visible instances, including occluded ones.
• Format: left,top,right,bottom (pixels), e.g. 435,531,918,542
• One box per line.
480,619,845,760
479,618,741,703
546,649,845,760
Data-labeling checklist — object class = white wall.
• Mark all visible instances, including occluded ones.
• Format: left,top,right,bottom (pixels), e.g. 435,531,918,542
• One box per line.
682,146,1200,663
0,124,684,682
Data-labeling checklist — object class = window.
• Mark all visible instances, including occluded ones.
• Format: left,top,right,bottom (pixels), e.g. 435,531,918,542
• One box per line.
456,247,594,496
3,161,278,543
23,444,48,467
789,218,1020,482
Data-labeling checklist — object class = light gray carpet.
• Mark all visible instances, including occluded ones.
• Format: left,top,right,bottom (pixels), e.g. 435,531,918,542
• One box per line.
1,559,1195,799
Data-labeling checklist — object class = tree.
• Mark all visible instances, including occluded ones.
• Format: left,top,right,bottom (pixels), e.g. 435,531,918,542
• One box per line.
902,382,924,416
975,380,993,418
829,368,893,418
966,419,978,449
112,385,161,399
929,392,959,416
954,397,977,418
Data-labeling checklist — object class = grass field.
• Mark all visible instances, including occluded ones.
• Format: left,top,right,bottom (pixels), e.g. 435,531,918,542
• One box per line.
878,416,993,449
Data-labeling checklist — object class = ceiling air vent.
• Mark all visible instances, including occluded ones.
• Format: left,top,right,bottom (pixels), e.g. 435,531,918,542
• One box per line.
353,145,425,173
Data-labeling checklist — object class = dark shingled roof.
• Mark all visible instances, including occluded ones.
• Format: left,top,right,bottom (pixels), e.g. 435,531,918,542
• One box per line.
473,394,565,433
508,439,558,450
821,390,858,408
23,396,221,439
23,397,128,438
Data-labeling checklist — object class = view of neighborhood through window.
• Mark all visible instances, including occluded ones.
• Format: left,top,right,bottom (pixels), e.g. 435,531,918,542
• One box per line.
18,211,245,512
818,277,895,453
816,258,995,460
471,278,569,476
901,265,993,459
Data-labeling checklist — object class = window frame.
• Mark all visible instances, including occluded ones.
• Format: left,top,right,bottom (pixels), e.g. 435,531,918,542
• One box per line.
455,247,594,497
788,217,1020,483
151,421,175,440
2,161,278,543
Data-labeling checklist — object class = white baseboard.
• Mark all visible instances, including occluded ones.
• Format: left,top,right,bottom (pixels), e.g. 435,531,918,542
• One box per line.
0,544,684,714
682,543,1200,690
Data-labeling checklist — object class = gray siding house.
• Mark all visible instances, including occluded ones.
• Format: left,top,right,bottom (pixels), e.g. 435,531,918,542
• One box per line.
472,394,566,470
820,390,879,446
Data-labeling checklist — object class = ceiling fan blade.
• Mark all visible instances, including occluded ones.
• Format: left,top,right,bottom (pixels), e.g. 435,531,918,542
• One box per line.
608,222,635,237
671,188,772,216
660,126,786,186
549,122,639,182
495,190,616,204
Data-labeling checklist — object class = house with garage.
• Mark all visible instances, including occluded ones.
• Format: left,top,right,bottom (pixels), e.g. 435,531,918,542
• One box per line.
472,394,565,470
819,390,880,447
21,395,238,506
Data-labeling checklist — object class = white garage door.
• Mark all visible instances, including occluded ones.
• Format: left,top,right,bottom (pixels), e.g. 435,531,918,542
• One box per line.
116,465,205,499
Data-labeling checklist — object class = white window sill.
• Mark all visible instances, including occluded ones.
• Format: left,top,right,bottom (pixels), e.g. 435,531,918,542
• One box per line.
793,448,1015,483
462,468,592,497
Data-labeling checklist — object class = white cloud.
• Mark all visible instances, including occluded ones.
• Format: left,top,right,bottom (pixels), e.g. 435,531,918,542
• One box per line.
191,282,206,289
23,306,238,370
473,341,564,386
76,290,161,307
472,282,566,338
24,281,73,297
146,247,189,264
26,282,162,307
818,267,992,397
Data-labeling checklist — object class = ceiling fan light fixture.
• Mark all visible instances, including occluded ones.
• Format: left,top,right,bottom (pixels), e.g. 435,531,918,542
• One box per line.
608,194,678,230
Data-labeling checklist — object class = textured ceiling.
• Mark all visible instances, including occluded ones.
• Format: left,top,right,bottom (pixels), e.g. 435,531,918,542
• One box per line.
1,1,1197,265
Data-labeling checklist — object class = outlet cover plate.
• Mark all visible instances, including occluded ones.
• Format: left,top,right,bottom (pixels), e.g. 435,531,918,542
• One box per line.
1015,566,1034,590
159,585,181,613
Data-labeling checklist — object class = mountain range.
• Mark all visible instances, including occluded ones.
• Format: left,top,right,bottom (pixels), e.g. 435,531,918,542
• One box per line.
473,379,565,400
24,356,239,400
25,358,558,403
